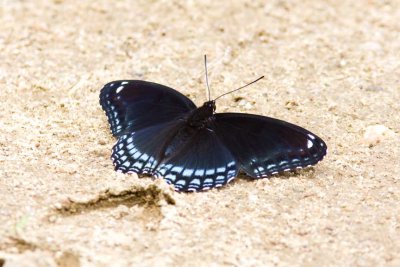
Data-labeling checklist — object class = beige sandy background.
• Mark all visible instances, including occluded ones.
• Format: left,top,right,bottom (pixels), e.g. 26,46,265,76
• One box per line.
1,0,399,266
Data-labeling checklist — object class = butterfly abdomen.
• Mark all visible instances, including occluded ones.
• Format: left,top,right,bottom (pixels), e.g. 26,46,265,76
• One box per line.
161,104,216,160
159,102,218,166
162,126,197,158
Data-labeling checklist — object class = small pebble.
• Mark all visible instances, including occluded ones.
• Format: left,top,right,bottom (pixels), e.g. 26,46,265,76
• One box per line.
363,125,395,147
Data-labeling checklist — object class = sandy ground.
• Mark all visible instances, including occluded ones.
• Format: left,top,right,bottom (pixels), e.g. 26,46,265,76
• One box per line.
1,0,400,266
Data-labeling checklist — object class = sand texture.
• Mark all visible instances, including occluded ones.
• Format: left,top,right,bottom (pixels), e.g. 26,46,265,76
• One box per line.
1,0,399,266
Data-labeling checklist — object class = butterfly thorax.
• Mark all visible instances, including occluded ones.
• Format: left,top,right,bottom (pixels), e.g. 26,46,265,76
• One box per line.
186,101,216,128
161,101,216,159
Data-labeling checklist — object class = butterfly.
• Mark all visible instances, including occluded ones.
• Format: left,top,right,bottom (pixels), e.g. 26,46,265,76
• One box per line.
100,58,327,192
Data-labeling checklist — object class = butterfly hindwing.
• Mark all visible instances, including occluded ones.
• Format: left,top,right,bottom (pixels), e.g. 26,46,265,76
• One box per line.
154,128,238,191
112,120,184,174
112,120,239,192
213,113,327,178
100,80,196,137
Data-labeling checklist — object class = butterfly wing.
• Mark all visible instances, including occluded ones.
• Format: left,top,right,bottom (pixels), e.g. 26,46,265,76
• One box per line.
100,80,196,137
111,120,184,174
213,113,327,178
154,128,238,191
111,119,238,192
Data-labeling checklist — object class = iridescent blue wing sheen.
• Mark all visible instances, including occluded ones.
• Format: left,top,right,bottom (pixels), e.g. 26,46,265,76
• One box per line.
112,122,239,192
100,80,196,137
154,128,238,192
213,113,327,178
111,120,184,175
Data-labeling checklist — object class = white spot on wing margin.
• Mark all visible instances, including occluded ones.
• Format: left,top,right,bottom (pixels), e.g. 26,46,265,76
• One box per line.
116,86,124,94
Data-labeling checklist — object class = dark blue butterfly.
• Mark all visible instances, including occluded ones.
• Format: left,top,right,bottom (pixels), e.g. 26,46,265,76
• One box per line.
100,72,327,192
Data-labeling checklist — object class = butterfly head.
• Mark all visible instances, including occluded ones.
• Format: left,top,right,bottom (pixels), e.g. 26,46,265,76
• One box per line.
203,100,216,113
187,100,215,128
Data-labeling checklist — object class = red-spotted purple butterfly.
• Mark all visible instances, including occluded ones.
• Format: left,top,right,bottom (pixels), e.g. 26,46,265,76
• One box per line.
100,57,327,192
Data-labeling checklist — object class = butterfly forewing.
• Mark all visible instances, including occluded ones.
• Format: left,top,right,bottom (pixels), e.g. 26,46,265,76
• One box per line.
213,113,327,178
100,80,196,136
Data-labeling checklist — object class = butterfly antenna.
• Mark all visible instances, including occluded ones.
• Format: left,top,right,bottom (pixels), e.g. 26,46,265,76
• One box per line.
204,55,211,101
214,75,264,101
